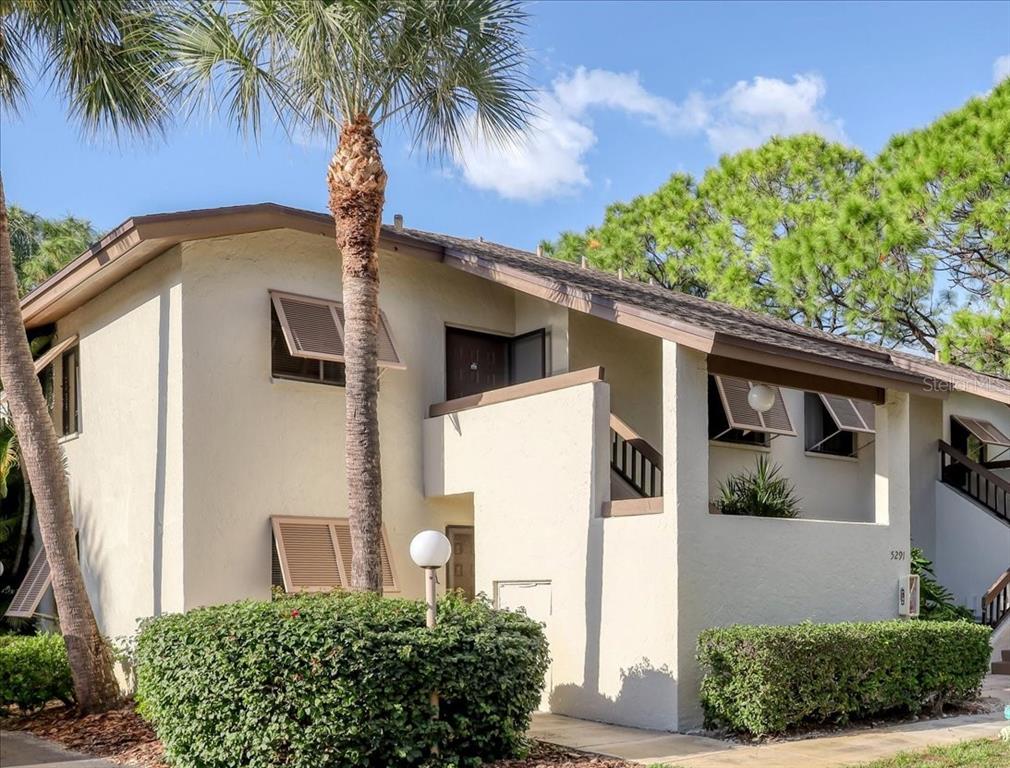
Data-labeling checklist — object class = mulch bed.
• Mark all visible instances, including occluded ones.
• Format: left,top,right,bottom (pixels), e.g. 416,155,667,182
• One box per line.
4,703,634,768
5,703,166,767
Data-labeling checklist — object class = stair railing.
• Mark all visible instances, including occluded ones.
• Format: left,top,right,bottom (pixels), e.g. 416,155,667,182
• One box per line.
938,441,1009,524
982,568,1010,628
610,414,662,498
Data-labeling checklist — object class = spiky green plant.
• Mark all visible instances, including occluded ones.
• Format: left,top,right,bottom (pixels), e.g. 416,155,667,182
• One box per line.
716,455,802,519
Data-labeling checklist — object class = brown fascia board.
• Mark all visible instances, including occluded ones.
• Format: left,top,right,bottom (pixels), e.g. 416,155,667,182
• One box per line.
439,247,717,352
20,203,445,329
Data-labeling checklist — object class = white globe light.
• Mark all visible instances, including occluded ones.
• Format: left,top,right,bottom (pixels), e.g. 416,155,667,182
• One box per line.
410,530,452,569
747,383,776,413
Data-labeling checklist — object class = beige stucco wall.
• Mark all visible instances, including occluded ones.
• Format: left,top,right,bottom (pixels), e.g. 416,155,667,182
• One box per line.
424,379,679,729
177,229,543,608
908,395,943,557
708,388,876,523
667,341,913,729
568,310,663,447
53,248,185,639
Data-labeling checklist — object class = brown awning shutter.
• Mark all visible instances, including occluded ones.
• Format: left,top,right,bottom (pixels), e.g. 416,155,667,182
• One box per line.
819,394,876,434
32,334,79,375
5,546,52,618
272,516,399,593
952,415,1010,447
270,290,404,369
714,375,796,436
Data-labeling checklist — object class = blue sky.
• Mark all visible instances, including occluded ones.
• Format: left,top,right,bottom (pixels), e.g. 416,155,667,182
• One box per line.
2,1,1008,251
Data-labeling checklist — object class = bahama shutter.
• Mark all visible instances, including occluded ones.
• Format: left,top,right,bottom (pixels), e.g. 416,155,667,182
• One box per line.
272,516,398,593
270,290,404,369
714,375,796,436
952,416,1010,448
5,546,52,619
271,517,344,592
819,394,876,434
32,334,79,375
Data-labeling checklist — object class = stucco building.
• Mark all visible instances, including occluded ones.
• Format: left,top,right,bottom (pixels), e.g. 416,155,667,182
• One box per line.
10,203,1010,730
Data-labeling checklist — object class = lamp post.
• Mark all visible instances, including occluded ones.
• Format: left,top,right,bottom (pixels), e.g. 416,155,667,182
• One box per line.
410,530,452,754
410,529,452,628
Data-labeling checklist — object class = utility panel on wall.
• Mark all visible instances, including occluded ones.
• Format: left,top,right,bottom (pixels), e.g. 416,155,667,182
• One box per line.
898,574,920,617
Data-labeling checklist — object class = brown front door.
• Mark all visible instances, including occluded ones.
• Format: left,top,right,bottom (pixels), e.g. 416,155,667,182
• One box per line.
446,525,475,599
446,327,510,400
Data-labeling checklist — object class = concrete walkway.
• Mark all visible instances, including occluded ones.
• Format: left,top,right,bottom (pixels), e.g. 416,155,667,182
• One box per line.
0,731,116,768
530,674,1010,767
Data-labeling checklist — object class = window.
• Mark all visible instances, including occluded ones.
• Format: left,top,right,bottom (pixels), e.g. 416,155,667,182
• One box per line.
805,394,854,456
805,393,875,457
951,415,1010,464
509,329,547,385
61,345,80,435
271,306,346,386
270,290,403,368
271,516,398,593
708,376,769,446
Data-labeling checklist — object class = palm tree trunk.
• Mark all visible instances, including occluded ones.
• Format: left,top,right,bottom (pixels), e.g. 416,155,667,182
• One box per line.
327,115,388,593
0,175,119,712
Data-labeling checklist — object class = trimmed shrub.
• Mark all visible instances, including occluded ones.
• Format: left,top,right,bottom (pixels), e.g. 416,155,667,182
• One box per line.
136,592,549,768
0,633,74,712
697,620,991,735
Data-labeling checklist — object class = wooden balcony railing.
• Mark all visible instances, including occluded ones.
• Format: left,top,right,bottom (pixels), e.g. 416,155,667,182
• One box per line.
610,414,662,498
982,568,1010,628
938,440,1009,525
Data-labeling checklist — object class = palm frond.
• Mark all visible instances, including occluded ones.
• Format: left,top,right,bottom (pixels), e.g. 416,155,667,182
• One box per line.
373,0,533,157
170,0,532,156
0,425,18,499
8,0,178,138
0,0,31,114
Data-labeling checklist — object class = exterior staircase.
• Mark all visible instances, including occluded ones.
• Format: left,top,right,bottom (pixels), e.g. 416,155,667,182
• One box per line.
994,648,1010,676
610,414,662,499
938,440,1009,526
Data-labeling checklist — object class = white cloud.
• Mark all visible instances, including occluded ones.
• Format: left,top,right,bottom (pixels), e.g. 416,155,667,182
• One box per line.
453,68,846,201
994,54,1010,85
454,90,596,201
702,74,847,155
455,67,694,202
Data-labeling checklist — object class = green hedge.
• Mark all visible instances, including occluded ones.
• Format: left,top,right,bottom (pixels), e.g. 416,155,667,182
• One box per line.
135,592,549,768
698,620,991,735
0,633,74,712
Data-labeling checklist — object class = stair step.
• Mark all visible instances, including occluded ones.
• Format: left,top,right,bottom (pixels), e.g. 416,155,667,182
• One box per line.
993,661,1010,675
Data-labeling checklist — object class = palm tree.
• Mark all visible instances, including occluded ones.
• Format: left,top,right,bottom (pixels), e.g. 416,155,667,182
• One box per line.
9,206,97,296
0,0,177,711
172,0,532,591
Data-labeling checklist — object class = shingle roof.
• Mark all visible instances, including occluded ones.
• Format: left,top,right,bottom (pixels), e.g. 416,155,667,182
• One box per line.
18,201,1009,404
390,225,1010,402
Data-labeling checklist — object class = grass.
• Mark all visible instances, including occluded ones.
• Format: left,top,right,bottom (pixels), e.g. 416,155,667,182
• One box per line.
844,737,1010,767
